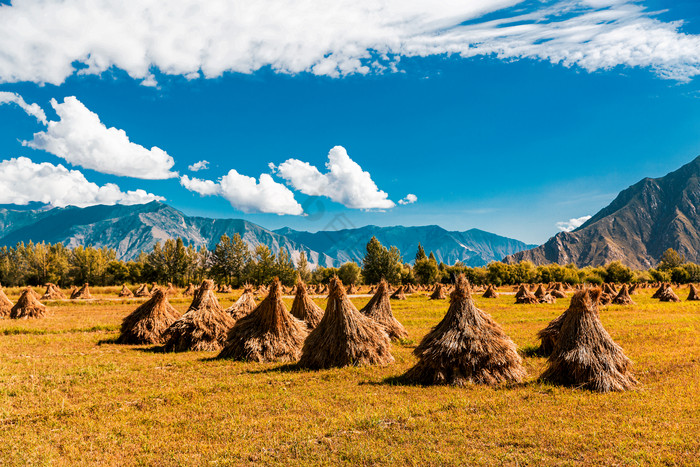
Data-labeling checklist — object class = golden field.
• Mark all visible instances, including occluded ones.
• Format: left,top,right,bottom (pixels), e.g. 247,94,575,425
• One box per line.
0,286,698,466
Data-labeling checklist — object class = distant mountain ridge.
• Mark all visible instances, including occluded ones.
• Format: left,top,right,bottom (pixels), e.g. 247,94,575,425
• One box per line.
0,201,535,267
504,155,700,268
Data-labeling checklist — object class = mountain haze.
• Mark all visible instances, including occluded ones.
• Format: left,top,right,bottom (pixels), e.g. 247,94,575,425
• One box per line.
0,202,533,267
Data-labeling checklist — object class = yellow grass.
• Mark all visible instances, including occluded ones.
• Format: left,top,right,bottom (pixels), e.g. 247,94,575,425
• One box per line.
0,287,698,465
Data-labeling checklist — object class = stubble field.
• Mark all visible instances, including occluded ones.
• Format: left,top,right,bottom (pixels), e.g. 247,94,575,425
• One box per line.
0,286,698,466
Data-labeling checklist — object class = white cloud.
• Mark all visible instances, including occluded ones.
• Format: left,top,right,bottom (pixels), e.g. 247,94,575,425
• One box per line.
181,171,303,215
556,215,592,232
0,1,699,84
0,157,164,207
398,193,417,205
0,91,46,124
188,160,209,172
275,146,394,210
23,96,177,180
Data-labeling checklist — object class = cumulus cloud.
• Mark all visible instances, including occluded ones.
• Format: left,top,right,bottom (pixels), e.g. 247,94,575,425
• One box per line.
0,157,164,207
23,96,177,180
188,160,209,172
0,1,699,84
556,215,592,232
0,91,46,124
275,146,394,210
181,171,303,215
398,194,417,205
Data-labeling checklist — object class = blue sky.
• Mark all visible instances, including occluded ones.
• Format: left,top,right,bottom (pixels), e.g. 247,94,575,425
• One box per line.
1,0,700,244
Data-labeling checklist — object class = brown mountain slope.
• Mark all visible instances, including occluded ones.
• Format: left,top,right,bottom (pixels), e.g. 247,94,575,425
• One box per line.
504,155,700,269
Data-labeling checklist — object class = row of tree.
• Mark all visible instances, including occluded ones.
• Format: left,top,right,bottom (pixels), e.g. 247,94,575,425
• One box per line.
0,235,696,288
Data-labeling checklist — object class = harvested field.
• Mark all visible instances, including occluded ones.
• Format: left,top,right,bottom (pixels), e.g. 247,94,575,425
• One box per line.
0,287,698,465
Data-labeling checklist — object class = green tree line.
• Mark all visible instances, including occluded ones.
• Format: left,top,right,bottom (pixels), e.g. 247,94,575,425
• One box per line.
0,234,696,288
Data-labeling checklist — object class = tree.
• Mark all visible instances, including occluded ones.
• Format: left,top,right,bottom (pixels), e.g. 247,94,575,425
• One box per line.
210,234,250,286
252,245,275,285
604,261,633,283
414,258,438,284
415,243,427,263
658,248,685,271
296,251,312,283
361,237,402,284
274,249,296,285
338,262,361,285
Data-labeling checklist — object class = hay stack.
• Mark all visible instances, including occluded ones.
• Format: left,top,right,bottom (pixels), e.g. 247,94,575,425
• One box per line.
134,283,151,297
70,283,92,300
612,284,635,305
403,275,525,386
298,277,393,369
390,285,407,300
360,279,407,341
628,283,638,295
117,289,180,345
10,288,47,319
651,283,667,299
515,285,529,300
218,278,308,362
482,285,498,298
118,284,134,297
41,283,65,300
658,286,680,302
536,288,606,357
346,284,358,295
515,285,538,304
687,284,700,301
225,284,258,321
0,287,13,317
183,283,195,297
164,283,177,296
289,279,324,329
534,284,547,299
162,279,235,352
540,289,637,392
430,284,446,300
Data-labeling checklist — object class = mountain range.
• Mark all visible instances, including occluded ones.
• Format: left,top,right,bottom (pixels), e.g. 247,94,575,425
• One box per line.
504,155,700,269
0,201,535,267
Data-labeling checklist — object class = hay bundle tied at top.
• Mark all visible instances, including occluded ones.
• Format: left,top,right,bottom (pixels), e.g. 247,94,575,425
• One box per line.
10,288,47,319
360,279,407,341
612,284,635,305
658,285,680,302
289,279,324,329
540,289,637,392
134,283,151,297
118,284,134,298
651,283,667,299
70,283,92,299
403,275,525,386
687,284,700,301
298,277,393,369
162,279,235,352
482,285,498,298
225,284,258,321
218,278,308,362
390,285,407,300
117,288,180,345
41,283,65,300
430,283,446,300
515,285,538,304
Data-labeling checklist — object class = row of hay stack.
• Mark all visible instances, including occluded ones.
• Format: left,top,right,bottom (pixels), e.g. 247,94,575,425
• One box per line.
112,274,641,392
116,276,404,369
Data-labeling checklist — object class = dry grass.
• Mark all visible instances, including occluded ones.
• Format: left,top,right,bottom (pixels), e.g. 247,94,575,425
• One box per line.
0,288,699,465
